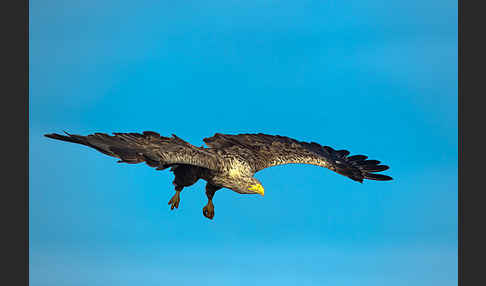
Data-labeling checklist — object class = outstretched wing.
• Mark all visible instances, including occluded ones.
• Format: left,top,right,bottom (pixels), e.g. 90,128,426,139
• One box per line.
45,131,221,171
203,133,392,183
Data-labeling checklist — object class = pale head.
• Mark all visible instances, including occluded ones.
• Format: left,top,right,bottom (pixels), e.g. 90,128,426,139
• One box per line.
221,177,265,196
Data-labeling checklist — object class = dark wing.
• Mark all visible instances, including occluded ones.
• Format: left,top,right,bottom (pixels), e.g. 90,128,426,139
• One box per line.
203,133,392,183
45,131,221,171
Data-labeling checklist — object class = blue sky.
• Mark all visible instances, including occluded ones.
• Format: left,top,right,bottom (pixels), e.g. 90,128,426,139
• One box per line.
30,1,457,285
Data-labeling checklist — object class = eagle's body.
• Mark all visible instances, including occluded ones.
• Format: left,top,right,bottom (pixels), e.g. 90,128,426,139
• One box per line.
45,131,393,219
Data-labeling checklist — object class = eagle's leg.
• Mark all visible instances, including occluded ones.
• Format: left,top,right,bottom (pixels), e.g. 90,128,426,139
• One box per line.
168,185,183,210
168,165,201,210
203,183,221,220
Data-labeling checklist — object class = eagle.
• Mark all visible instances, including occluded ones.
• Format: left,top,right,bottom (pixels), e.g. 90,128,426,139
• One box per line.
45,131,393,220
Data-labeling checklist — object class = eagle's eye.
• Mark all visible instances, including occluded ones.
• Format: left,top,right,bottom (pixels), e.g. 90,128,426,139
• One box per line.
248,184,264,196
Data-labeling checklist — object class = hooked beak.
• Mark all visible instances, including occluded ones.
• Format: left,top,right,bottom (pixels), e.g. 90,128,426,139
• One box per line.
248,184,265,196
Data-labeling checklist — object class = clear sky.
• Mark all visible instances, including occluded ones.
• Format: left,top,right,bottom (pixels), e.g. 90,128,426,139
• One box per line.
30,1,457,285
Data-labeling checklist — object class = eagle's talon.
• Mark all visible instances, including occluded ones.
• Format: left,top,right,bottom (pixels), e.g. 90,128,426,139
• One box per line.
168,191,180,210
202,201,215,219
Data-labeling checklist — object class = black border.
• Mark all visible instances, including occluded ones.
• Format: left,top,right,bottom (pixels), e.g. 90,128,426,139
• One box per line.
459,1,485,285
458,1,461,284
3,0,28,285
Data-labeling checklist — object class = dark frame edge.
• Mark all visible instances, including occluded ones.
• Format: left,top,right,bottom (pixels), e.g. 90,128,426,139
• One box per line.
457,0,461,284
26,0,30,284
3,0,29,285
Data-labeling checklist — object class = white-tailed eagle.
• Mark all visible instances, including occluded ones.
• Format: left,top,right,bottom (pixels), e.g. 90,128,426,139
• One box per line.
45,131,393,219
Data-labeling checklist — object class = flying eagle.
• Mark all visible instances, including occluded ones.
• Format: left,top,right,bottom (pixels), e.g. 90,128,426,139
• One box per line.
45,131,393,219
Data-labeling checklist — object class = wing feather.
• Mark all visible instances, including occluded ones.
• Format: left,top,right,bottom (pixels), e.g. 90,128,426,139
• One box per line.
203,133,393,183
45,131,220,171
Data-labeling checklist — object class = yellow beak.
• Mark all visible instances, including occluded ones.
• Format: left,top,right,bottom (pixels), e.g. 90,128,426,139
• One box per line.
248,184,265,196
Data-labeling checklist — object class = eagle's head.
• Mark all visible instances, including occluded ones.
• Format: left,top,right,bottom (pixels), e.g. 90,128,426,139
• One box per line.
223,177,265,196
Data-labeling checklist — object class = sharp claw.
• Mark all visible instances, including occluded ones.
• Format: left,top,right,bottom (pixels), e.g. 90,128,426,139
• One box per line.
168,192,181,211
202,204,215,219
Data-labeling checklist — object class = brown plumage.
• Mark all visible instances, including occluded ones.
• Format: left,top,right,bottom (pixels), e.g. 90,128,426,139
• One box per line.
45,131,393,220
